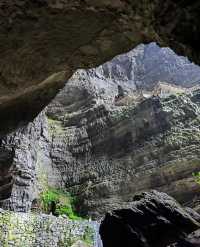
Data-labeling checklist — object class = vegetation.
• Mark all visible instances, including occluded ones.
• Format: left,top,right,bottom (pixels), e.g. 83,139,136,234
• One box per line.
0,210,94,247
40,188,82,220
193,171,200,184
36,164,84,220
82,226,94,246
47,117,65,135
111,104,135,122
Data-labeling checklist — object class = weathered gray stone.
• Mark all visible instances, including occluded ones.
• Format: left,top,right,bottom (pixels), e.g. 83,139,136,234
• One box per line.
0,209,99,247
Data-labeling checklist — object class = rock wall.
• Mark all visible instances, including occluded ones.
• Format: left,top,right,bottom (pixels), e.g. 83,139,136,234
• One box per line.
0,209,100,247
0,112,49,212
85,42,200,92
46,83,200,218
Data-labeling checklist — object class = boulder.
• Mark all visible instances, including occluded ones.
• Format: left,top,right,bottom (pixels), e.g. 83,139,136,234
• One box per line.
99,191,200,247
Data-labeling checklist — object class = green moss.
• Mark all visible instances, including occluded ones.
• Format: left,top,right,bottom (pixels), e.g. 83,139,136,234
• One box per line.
40,188,83,220
0,211,38,247
82,226,94,246
193,171,200,184
47,117,65,135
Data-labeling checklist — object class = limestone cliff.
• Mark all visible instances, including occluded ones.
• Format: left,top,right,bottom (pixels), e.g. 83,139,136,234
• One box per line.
46,85,200,218
0,44,200,218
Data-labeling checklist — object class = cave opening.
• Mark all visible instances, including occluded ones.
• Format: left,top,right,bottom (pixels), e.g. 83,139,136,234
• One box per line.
0,1,200,246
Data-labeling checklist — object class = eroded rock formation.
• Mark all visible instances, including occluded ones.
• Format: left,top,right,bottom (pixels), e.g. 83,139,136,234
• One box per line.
99,190,200,247
0,1,200,130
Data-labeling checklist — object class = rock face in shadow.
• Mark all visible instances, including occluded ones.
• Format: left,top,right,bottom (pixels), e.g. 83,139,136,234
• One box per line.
45,85,200,218
99,191,200,247
0,148,14,201
170,229,200,247
0,1,200,130
0,113,50,211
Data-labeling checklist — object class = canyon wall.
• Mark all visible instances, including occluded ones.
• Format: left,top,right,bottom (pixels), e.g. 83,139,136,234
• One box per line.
0,44,200,218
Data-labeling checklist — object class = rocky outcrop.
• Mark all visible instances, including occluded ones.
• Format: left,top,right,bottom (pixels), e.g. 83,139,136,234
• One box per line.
99,190,200,247
0,0,150,131
0,1,200,130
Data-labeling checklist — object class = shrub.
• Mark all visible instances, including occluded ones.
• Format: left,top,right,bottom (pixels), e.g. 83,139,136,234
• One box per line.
193,171,200,184
40,188,82,220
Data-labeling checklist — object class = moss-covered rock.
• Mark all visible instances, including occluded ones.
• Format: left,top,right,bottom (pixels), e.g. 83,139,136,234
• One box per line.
0,210,97,247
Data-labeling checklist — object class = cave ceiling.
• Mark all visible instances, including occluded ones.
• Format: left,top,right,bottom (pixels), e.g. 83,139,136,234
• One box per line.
0,0,199,132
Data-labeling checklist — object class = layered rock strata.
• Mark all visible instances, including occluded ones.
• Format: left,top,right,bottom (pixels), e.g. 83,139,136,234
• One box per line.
46,82,200,218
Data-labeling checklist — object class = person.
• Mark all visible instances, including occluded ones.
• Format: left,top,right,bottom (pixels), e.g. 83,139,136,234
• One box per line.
117,85,125,98
115,85,126,102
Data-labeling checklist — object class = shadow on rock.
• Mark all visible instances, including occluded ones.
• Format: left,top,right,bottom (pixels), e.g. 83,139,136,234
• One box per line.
100,190,200,247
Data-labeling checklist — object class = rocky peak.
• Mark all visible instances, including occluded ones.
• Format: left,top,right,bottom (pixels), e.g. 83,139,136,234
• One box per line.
86,42,200,94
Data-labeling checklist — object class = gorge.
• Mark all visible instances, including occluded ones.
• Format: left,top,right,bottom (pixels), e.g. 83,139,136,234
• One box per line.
0,42,200,246
0,1,200,247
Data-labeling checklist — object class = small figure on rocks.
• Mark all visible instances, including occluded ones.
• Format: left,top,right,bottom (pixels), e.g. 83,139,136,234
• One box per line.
115,85,127,102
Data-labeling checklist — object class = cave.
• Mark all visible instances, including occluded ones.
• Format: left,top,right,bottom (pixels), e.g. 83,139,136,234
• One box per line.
0,1,200,247
0,1,200,134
